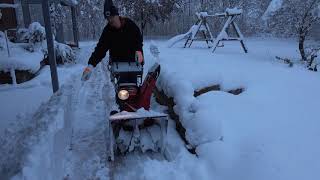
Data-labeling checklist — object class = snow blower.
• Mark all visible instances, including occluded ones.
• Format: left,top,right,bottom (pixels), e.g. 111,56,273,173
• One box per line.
108,61,168,161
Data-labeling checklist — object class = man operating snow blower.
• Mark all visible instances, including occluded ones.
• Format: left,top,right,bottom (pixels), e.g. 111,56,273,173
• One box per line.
81,2,144,82
81,0,168,161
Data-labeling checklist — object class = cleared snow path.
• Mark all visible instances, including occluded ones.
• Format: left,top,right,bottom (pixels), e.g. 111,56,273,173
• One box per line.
11,47,113,179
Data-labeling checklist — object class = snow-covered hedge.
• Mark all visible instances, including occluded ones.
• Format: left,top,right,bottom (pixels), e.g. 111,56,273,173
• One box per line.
22,22,46,52
16,22,76,65
55,42,76,64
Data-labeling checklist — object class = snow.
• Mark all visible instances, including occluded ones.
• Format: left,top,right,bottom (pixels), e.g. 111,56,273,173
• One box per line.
110,108,167,121
262,0,284,20
0,42,43,72
0,3,19,9
166,25,199,47
313,4,320,17
155,38,320,180
226,8,243,15
196,11,209,18
1,38,320,180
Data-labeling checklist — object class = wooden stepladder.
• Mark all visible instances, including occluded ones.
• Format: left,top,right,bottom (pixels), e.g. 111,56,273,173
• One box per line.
212,9,248,53
184,12,214,48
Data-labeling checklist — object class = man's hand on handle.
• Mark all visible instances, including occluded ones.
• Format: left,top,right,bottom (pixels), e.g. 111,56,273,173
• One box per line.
135,51,144,65
81,65,93,81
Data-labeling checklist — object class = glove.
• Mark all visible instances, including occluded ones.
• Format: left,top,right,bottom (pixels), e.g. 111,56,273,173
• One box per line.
81,65,93,81
135,51,144,65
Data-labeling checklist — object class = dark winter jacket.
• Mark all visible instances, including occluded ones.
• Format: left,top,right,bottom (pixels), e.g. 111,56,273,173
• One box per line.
88,17,143,67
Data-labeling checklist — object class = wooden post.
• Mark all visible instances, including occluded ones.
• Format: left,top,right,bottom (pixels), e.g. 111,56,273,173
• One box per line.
42,0,59,93
71,6,79,47
21,1,31,28
56,23,65,43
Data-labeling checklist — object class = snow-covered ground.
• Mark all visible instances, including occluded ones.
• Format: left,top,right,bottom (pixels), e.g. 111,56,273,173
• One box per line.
1,38,319,180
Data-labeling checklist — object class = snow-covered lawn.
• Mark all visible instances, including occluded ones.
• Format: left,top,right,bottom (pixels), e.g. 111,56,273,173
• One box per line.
1,38,319,180
153,38,320,180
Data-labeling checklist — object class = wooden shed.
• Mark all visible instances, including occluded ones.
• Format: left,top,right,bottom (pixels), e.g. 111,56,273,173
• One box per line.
0,0,18,31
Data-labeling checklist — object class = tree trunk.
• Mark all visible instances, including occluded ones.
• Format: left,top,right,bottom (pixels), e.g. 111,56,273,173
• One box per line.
140,11,144,36
299,28,307,62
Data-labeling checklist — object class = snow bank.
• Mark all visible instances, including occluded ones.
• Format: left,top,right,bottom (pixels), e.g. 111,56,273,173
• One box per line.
153,38,320,180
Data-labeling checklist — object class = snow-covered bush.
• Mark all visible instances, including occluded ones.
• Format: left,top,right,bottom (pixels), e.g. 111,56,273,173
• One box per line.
28,22,46,45
43,42,76,65
16,28,30,43
55,42,76,64
19,22,46,52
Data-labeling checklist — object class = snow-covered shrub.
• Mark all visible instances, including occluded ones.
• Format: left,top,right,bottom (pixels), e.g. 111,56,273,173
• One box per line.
28,22,46,44
16,28,30,43
43,42,76,65
55,42,76,64
24,22,46,52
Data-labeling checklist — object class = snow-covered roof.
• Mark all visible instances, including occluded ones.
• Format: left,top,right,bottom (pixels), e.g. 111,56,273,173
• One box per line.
0,3,19,9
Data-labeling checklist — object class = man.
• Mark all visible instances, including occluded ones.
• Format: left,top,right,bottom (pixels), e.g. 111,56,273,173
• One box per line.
82,3,144,81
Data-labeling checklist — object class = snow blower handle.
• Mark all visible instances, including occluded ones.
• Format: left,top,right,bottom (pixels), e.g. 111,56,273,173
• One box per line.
135,51,144,66
81,65,93,81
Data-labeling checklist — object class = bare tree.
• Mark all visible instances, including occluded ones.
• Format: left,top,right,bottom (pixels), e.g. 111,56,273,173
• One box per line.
266,0,320,70
116,0,180,35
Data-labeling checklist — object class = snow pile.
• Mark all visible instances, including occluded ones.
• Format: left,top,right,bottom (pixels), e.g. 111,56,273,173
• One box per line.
0,23,46,73
110,108,167,121
262,0,284,20
153,38,320,180
0,43,43,72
